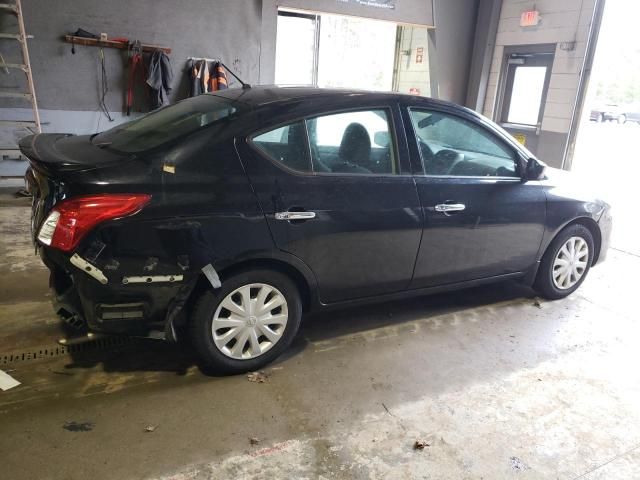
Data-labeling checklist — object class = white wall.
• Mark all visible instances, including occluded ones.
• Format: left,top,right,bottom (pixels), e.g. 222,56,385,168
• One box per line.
483,0,596,135
394,27,431,96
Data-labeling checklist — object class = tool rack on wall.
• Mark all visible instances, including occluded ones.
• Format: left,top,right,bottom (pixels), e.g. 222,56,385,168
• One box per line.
62,35,171,54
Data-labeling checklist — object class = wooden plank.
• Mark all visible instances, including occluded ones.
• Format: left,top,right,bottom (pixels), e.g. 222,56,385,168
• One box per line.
63,35,172,54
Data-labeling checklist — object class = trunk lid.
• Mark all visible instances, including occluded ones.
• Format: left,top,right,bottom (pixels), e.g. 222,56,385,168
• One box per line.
19,133,134,176
20,133,136,244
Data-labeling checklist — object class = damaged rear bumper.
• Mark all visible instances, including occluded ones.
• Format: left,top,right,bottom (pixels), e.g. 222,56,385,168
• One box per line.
42,248,197,339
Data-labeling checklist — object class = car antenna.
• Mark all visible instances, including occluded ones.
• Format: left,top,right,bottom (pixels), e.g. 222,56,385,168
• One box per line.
220,62,251,90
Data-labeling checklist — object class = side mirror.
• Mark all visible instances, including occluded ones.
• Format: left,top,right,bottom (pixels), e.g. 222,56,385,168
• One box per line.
373,131,389,148
522,157,545,181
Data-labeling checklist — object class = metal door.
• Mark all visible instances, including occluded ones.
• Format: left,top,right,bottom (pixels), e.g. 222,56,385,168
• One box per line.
401,102,547,288
237,103,423,304
496,44,555,154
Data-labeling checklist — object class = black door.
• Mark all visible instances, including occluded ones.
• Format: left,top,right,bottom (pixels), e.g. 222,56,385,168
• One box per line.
238,105,423,303
402,104,546,288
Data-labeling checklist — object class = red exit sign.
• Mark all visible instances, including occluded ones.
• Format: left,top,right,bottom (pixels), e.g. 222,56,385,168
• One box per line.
520,10,540,27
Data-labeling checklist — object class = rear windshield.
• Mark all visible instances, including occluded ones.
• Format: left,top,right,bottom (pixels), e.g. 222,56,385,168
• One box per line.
92,95,241,153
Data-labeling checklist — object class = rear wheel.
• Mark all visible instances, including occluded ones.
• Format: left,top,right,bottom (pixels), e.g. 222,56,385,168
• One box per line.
618,114,627,124
534,224,595,299
190,269,302,374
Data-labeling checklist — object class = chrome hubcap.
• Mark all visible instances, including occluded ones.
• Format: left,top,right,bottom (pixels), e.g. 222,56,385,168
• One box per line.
553,236,589,290
211,283,288,360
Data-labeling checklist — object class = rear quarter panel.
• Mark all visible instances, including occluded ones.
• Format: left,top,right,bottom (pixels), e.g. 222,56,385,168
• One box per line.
55,131,277,329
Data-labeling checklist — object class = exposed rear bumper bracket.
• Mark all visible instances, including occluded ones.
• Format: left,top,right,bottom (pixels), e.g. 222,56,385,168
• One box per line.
70,253,108,284
122,274,183,284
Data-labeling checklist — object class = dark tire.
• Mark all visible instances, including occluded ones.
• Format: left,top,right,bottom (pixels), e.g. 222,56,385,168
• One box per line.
190,269,302,374
534,223,595,300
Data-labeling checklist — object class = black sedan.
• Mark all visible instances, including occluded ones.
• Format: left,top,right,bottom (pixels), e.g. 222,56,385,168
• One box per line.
21,87,612,373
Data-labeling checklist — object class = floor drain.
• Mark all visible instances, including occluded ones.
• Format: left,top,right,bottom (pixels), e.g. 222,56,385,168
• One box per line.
1,335,136,366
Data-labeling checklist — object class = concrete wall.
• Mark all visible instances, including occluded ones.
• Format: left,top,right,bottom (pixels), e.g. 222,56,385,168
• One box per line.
465,0,502,111
481,0,597,167
428,0,479,105
0,0,263,150
1,0,262,111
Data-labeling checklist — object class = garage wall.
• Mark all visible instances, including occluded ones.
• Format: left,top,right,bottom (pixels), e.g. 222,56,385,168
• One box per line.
481,0,597,167
2,0,483,152
428,0,479,105
0,0,262,145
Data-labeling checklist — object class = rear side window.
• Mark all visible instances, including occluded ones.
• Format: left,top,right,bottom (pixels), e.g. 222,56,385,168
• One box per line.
92,95,240,153
409,109,519,177
252,121,312,173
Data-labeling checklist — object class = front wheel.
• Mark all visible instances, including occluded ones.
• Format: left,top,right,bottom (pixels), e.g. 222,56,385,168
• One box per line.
190,269,302,374
534,224,595,300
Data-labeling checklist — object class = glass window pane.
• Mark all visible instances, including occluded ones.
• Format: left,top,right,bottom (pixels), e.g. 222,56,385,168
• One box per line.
409,109,518,177
317,15,396,91
275,14,317,86
306,110,397,175
253,121,311,173
506,66,547,125
92,96,239,153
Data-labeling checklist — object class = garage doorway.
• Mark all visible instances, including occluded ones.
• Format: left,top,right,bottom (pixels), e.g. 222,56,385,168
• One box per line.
274,11,320,86
571,0,640,256
275,9,430,95
496,44,555,153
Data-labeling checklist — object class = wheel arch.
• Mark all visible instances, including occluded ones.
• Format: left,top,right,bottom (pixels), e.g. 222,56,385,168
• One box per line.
187,256,317,316
544,217,602,264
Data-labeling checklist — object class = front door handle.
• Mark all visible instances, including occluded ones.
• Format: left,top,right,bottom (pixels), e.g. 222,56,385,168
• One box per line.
434,203,466,213
275,211,316,221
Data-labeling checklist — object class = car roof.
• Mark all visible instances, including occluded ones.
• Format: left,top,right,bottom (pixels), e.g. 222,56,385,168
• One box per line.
208,85,459,111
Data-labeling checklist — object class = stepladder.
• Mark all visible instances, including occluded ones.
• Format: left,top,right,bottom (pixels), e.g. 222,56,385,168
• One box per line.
0,0,41,162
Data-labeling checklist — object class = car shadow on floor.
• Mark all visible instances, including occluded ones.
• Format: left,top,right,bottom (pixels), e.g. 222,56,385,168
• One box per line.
60,280,537,376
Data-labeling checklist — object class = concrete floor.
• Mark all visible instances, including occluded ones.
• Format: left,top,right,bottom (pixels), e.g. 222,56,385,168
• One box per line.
1,173,639,479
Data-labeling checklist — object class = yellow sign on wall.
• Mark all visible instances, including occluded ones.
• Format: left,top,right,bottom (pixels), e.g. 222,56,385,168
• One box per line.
513,133,527,146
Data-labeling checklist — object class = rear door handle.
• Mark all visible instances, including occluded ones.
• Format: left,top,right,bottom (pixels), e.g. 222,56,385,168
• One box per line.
275,211,317,221
434,203,466,213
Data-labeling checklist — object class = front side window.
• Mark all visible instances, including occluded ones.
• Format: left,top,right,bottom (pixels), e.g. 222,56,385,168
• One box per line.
409,109,519,178
306,109,397,175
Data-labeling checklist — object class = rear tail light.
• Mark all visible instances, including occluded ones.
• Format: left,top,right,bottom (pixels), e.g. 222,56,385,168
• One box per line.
37,194,151,252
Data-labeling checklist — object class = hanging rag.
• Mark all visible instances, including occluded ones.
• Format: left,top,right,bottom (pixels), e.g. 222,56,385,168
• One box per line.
126,41,146,115
188,59,208,96
146,50,173,109
209,62,229,91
